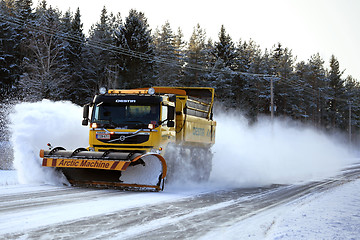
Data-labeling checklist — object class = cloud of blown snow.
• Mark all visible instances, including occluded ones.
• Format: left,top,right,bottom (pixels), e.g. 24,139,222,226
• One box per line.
210,111,355,188
9,100,88,185
8,100,356,189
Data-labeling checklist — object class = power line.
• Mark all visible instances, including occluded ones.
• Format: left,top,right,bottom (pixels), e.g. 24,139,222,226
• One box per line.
0,12,287,81
0,11,353,104
1,12,267,77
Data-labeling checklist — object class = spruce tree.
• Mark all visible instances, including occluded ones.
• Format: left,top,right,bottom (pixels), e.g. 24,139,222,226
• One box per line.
0,1,20,101
18,2,68,101
115,9,154,88
173,27,186,84
153,21,180,86
62,7,93,105
233,39,268,120
88,6,117,91
302,53,328,126
327,55,346,129
293,61,311,121
14,0,33,60
182,23,208,86
212,25,237,69
344,76,360,138
207,25,237,106
270,43,296,117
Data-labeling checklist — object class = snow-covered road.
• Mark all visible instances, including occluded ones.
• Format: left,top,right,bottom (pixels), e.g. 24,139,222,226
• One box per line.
1,162,360,240
2,101,360,239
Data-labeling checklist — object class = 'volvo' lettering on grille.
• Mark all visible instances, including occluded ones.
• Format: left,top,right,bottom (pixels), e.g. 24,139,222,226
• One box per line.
115,99,136,103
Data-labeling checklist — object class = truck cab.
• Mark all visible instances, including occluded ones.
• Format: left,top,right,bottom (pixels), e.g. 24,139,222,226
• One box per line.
83,88,176,155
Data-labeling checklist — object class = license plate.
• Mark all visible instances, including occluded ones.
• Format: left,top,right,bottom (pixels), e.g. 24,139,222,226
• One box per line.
96,133,110,140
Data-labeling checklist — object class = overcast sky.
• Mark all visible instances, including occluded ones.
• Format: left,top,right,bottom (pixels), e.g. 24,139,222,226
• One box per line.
35,0,360,80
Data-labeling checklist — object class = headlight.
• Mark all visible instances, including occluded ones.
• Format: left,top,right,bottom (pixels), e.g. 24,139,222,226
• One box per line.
99,87,107,94
148,87,155,95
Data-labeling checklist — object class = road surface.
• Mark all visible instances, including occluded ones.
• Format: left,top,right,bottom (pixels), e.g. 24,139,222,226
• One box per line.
0,163,359,239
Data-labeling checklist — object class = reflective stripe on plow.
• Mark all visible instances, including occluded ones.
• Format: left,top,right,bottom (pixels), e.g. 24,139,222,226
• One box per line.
121,161,130,170
110,161,119,170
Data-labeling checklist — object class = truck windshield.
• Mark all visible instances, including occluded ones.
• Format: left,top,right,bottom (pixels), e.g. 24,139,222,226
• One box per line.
92,103,160,128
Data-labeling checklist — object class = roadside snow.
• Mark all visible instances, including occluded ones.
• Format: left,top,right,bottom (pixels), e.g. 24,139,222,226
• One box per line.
2,170,360,239
201,179,360,240
266,179,360,239
0,170,18,185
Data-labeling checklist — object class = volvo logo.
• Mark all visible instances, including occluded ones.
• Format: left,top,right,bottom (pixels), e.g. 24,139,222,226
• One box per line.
119,135,126,141
115,99,136,103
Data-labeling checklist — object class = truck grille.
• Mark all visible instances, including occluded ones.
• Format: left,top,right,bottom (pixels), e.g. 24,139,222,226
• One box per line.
97,133,150,144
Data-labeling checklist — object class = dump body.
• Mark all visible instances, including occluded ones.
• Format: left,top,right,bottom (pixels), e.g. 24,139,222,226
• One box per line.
41,87,216,191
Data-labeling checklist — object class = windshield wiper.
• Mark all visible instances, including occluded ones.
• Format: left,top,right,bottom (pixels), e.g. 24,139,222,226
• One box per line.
122,120,147,127
95,118,117,128
123,120,145,124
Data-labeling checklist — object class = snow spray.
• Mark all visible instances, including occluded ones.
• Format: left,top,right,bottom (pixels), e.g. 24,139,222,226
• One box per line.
9,100,88,184
8,100,355,188
210,111,355,188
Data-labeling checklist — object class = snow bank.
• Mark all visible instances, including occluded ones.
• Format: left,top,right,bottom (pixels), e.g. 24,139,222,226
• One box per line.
267,179,360,239
0,141,13,170
201,179,360,240
0,170,18,185
9,100,88,185
210,112,355,188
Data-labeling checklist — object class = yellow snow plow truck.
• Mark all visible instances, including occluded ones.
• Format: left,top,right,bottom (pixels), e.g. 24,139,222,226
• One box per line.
40,87,216,191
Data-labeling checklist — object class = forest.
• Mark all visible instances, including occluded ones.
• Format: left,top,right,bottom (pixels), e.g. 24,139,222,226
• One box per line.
1,0,360,143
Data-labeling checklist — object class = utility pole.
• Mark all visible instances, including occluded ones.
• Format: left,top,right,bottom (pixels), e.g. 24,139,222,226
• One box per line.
270,77,274,122
349,101,352,145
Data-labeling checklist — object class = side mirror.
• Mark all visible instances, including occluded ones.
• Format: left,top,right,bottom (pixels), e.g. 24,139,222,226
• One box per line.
168,106,175,121
168,94,177,102
167,120,175,128
82,104,89,126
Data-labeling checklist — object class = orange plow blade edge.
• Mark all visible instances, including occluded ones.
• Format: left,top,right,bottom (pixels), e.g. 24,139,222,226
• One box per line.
40,148,167,191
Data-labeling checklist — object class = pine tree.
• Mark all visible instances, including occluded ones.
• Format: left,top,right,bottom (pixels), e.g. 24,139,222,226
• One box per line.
0,1,20,101
60,7,94,105
293,61,311,121
206,25,237,106
182,23,208,86
233,39,268,120
153,21,182,86
344,75,360,141
2,0,35,100
302,53,328,126
115,9,154,88
269,43,296,117
14,0,33,60
327,55,346,129
18,2,68,101
88,6,117,90
212,25,237,69
173,27,186,84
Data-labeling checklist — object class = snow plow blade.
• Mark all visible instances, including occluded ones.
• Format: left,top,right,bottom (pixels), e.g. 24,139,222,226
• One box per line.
40,148,167,191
